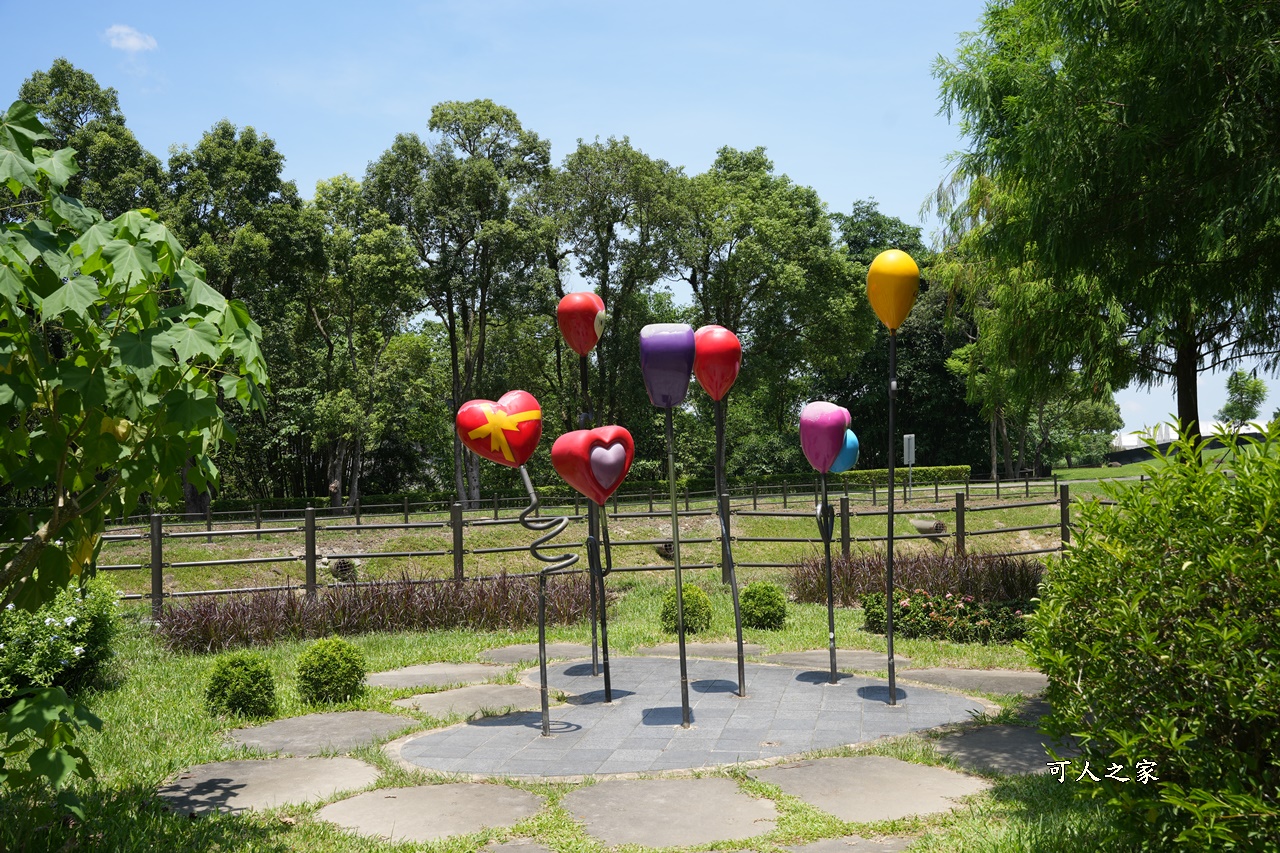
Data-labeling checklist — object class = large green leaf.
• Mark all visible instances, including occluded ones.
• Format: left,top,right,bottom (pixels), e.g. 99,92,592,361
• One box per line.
168,320,221,363
0,264,27,305
101,239,160,286
179,270,227,314
0,101,50,158
115,328,175,369
72,221,117,264
160,387,216,429
40,276,99,320
51,195,98,232
52,362,107,408
0,147,37,197
32,147,79,190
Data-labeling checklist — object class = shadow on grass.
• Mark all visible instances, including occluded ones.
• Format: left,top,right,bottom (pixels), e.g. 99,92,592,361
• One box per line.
0,784,291,853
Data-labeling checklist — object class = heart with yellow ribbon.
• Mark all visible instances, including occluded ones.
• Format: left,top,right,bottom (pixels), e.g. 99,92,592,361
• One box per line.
456,390,543,468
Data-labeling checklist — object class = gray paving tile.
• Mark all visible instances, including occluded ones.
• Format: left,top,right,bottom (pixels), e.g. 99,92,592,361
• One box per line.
562,778,777,847
902,668,1047,696
228,712,414,757
367,662,509,689
393,684,544,719
158,758,379,815
479,643,592,664
316,783,542,843
935,725,1080,775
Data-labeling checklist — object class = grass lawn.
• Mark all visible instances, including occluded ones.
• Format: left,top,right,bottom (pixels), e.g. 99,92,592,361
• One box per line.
1,554,1123,852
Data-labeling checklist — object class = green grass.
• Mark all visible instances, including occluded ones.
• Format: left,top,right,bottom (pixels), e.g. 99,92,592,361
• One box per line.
0,549,1126,852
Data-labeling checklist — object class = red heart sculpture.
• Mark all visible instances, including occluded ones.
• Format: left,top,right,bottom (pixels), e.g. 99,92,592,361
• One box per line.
456,390,543,468
557,292,606,356
551,426,635,506
694,325,742,401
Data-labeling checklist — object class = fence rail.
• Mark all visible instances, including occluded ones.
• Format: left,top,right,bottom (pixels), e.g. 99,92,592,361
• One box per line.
63,481,1081,619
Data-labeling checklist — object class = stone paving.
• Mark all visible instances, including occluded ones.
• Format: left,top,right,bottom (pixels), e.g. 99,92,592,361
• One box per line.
366,661,509,689
560,777,778,848
392,683,544,719
392,657,987,779
635,640,765,657
315,783,543,844
159,645,1062,850
478,642,592,664
763,649,912,672
228,711,415,756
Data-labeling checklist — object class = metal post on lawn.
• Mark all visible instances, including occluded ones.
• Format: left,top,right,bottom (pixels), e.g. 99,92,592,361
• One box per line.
867,249,920,707
639,323,697,728
150,512,164,622
304,505,317,599
695,324,746,697
581,355,600,678
819,473,837,683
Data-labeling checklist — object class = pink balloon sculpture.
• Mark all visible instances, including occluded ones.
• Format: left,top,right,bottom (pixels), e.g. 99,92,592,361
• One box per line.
799,402,851,473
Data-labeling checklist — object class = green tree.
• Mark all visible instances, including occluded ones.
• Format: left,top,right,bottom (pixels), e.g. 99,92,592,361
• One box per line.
365,100,551,503
0,102,267,812
17,59,164,219
935,0,1280,441
1216,369,1268,429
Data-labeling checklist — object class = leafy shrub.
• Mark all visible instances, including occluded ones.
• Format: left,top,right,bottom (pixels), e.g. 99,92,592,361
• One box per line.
1,578,120,699
789,552,1043,607
158,574,593,653
296,637,365,704
862,589,1030,644
205,651,276,718
659,583,713,634
1025,428,1280,849
740,581,787,630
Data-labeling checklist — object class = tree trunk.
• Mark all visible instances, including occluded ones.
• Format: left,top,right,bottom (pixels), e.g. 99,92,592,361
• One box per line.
345,440,362,510
989,416,998,481
327,439,348,508
998,413,1016,479
1174,330,1201,444
182,456,211,518
453,431,466,503
465,453,481,506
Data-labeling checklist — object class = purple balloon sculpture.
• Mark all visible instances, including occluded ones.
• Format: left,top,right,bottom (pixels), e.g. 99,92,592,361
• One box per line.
640,324,696,408
800,402,852,473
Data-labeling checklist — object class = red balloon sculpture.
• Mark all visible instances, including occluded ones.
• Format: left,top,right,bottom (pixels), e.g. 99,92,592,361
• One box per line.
551,426,635,507
455,390,543,468
693,325,742,401
556,292,606,357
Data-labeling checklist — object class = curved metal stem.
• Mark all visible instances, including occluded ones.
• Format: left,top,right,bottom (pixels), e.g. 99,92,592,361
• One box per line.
518,465,579,736
589,508,612,702
817,472,837,684
666,407,691,728
715,398,746,698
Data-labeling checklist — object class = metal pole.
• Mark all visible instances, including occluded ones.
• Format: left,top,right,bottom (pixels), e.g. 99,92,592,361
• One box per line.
254,504,262,540
403,496,410,524
597,508,614,702
587,502,600,676
1060,484,1071,547
150,513,163,622
538,572,550,735
205,503,212,544
666,407,691,727
716,399,746,697
304,505,317,598
840,495,851,560
886,330,898,705
955,492,966,556
819,473,837,684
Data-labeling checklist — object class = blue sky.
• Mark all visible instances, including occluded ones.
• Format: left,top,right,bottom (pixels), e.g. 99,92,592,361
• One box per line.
3,1,1273,432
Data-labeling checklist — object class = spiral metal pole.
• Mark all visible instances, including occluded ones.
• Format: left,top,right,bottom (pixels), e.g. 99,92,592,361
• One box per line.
716,398,746,697
518,465,579,736
666,408,691,728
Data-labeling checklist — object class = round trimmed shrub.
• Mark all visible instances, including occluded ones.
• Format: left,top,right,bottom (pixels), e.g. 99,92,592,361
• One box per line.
740,581,787,630
205,651,276,718
659,584,712,634
296,637,366,704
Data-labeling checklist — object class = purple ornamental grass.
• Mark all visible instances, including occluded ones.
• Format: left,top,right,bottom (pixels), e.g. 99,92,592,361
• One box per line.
789,551,1044,607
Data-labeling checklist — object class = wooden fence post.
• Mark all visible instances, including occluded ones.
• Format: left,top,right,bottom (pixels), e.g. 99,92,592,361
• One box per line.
355,499,362,527
150,513,164,622
205,504,212,544
752,485,758,510
954,492,966,557
254,504,262,540
494,494,500,520
783,483,788,508
648,489,654,513
996,476,1001,500
871,483,876,506
1025,476,1030,498
840,496,851,560
684,487,690,512
451,502,465,580
403,496,410,524
1060,484,1071,548
304,506,317,598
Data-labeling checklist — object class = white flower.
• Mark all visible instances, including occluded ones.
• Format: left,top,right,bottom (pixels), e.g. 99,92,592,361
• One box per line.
63,616,76,626
44,617,56,625
0,643,5,650
73,646,84,656
5,603,13,610
60,659,68,665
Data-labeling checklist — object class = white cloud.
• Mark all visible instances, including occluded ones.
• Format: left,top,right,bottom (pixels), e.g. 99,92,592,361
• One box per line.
103,24,157,54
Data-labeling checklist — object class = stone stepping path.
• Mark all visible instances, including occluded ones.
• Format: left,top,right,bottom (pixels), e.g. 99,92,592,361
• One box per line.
764,649,911,671
751,756,988,823
229,711,415,756
366,661,509,689
392,657,984,779
316,783,542,844
786,837,917,852
901,668,1047,695
935,724,1079,775
158,757,379,815
393,683,544,719
561,777,777,848
635,641,765,658
484,841,556,853
479,642,591,664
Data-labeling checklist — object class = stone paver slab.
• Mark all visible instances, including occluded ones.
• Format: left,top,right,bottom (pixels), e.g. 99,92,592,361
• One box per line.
751,756,988,823
229,711,414,756
764,650,911,671
393,683,544,719
158,757,378,815
936,725,1079,775
561,777,776,848
484,841,556,853
479,643,591,664
902,668,1046,695
635,641,765,658
786,837,918,852
316,783,542,843
367,662,509,689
